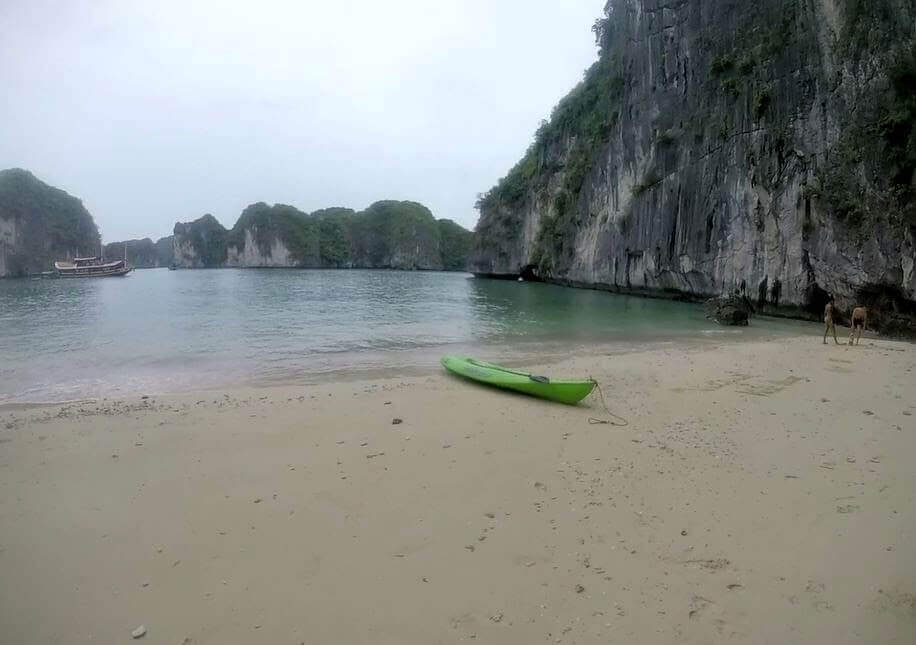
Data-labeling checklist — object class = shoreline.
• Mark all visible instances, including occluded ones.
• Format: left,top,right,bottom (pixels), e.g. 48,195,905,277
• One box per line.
1,334,913,643
0,320,824,409
474,273,916,338
10,265,910,338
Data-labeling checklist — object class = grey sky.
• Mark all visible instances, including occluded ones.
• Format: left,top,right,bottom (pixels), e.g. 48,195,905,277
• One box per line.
1,0,601,241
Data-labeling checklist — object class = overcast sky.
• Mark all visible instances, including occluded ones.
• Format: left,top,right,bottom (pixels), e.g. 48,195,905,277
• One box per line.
1,0,602,241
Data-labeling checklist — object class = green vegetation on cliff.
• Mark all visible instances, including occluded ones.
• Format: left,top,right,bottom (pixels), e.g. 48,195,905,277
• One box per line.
476,53,624,216
155,236,175,267
173,201,473,270
229,203,320,264
173,214,228,267
349,201,441,268
0,168,100,277
476,24,626,273
437,219,474,271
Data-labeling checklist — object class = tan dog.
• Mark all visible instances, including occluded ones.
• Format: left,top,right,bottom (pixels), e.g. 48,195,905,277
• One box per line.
849,306,867,345
823,300,840,344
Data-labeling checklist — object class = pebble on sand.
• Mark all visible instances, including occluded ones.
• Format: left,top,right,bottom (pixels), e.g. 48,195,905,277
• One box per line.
131,625,146,638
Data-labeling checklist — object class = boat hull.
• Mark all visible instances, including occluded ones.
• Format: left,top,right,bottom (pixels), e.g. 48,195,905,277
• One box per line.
441,356,595,405
55,266,133,277
54,258,133,278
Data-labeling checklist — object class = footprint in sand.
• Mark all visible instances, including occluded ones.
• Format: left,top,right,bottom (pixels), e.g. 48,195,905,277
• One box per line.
513,554,549,568
449,612,479,633
688,595,714,619
683,558,731,571
672,374,753,393
735,376,806,397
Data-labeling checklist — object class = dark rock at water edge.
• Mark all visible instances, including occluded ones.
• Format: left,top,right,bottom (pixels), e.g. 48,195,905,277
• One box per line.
705,295,752,326
471,0,915,336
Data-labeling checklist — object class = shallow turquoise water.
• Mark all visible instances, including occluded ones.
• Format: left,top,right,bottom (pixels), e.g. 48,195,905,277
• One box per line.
0,269,815,402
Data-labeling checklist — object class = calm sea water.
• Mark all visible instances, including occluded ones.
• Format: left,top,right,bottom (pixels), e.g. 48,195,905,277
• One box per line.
0,269,815,403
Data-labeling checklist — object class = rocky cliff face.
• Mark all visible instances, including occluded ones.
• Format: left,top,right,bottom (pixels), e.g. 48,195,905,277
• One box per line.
173,201,473,271
173,214,227,268
0,168,101,277
225,229,294,267
473,0,915,329
103,236,174,268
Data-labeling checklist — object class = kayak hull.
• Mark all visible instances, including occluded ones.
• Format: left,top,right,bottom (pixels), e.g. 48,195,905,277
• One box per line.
440,356,595,405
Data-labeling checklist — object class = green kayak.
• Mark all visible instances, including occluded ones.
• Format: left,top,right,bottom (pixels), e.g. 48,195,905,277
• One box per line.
441,356,596,405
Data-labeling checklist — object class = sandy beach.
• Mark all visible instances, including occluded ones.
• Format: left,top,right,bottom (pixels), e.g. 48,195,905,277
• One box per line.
1,334,914,644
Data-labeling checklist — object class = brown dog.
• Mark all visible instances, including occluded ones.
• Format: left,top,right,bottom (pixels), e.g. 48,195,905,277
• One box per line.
849,306,867,345
823,300,840,344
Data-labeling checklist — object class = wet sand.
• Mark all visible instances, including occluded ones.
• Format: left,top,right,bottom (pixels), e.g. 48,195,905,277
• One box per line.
1,335,914,643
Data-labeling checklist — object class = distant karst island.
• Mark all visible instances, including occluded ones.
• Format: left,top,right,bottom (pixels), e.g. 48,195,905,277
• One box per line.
171,201,472,271
0,168,473,276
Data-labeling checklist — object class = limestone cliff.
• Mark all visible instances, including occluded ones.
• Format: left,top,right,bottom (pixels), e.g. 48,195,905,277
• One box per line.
0,168,101,277
173,201,473,271
173,214,227,268
473,0,915,331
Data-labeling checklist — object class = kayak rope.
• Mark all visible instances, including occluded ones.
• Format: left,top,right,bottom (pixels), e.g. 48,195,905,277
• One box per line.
587,378,629,427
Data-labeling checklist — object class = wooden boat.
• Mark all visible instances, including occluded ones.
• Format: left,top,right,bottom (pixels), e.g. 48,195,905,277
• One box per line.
54,256,133,278
440,356,596,405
